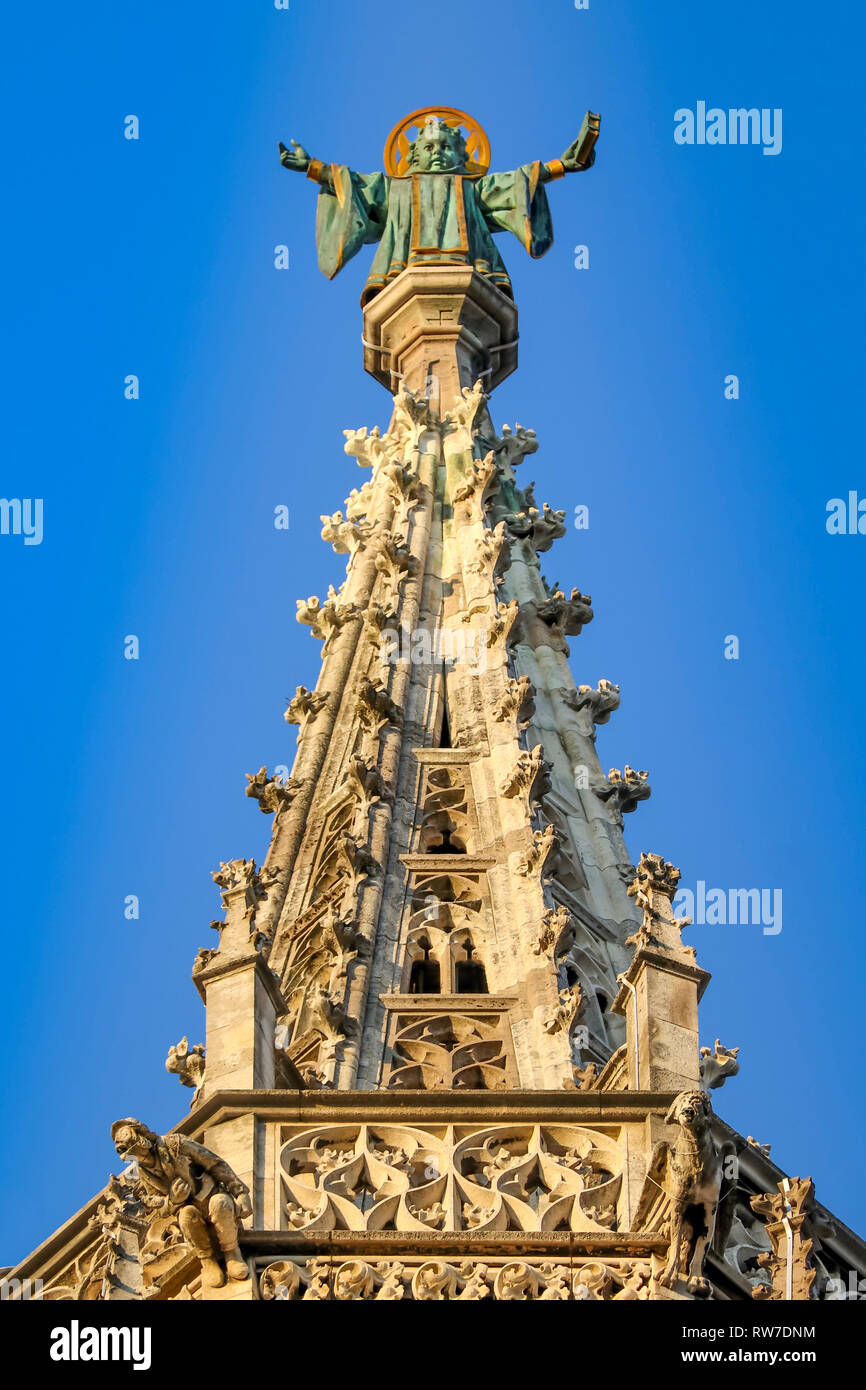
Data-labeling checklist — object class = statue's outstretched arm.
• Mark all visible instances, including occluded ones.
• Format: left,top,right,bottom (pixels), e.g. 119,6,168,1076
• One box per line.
540,111,601,181
279,139,335,192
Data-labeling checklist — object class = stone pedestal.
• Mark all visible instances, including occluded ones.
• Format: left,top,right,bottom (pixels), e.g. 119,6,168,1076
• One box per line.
613,948,710,1093
362,265,518,407
196,953,285,1094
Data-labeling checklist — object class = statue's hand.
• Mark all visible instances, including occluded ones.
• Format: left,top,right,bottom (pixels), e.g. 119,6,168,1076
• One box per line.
560,136,596,172
279,139,311,172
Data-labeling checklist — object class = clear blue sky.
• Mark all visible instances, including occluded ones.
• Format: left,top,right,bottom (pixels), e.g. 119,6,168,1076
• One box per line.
2,1,864,1263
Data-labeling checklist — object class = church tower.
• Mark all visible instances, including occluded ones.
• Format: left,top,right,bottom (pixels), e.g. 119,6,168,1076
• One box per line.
7,107,865,1306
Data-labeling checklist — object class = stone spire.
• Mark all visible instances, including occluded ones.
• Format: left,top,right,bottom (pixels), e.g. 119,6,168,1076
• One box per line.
201,264,649,1098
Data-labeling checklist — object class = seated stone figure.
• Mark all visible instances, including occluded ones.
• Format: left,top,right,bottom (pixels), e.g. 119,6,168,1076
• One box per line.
111,1118,252,1288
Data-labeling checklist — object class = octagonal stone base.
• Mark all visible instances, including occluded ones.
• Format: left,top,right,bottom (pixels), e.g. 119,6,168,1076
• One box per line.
362,265,518,406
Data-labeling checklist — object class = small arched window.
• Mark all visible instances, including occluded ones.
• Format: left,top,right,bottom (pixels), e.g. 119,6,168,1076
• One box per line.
455,942,487,994
409,939,441,994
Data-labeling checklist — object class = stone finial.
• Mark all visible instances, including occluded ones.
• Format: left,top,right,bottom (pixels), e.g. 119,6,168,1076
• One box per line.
750,1178,818,1301
245,766,301,814
625,852,696,961
699,1039,740,1090
165,1037,206,1101
202,858,280,965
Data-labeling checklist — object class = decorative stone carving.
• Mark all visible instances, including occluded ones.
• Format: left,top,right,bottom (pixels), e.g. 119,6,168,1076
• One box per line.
544,982,582,1038
260,1253,650,1301
320,510,373,556
165,1037,206,1101
478,421,539,482
375,533,419,605
343,424,389,471
599,765,651,816
357,676,400,734
295,587,357,645
445,378,486,430
538,587,594,635
493,675,536,730
565,679,621,728
574,1061,599,1091
278,1122,620,1235
245,766,301,814
533,904,573,957
284,686,328,730
110,1119,252,1289
344,754,391,831
747,1136,772,1157
625,853,696,962
750,1177,819,1301
389,384,432,448
200,858,281,966
699,1039,741,1090
636,1090,736,1295
363,599,398,649
343,478,375,523
452,450,497,511
514,824,558,879
485,598,519,650
389,1012,513,1090
524,501,567,553
499,745,551,812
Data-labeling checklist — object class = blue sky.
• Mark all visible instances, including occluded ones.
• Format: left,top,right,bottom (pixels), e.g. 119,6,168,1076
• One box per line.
1,1,864,1263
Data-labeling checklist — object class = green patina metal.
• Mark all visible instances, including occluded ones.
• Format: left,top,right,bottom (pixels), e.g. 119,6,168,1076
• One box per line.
279,110,599,304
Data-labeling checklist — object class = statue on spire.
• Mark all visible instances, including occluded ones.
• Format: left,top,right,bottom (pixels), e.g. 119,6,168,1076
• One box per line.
279,105,599,305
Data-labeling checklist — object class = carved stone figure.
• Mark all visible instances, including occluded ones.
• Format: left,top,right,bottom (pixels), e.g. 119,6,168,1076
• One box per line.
637,1091,736,1294
110,1119,252,1289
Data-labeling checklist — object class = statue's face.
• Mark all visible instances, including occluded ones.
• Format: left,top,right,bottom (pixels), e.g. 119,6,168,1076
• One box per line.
411,126,466,173
114,1125,151,1160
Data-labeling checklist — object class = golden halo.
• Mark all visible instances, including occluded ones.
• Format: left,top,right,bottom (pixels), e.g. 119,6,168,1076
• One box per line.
383,106,491,178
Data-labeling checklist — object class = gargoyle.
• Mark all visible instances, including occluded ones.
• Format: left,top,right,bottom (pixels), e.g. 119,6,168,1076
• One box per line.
636,1090,736,1295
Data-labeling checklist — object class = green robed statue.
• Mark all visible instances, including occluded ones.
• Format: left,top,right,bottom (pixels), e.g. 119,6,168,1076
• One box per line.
279,105,600,305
